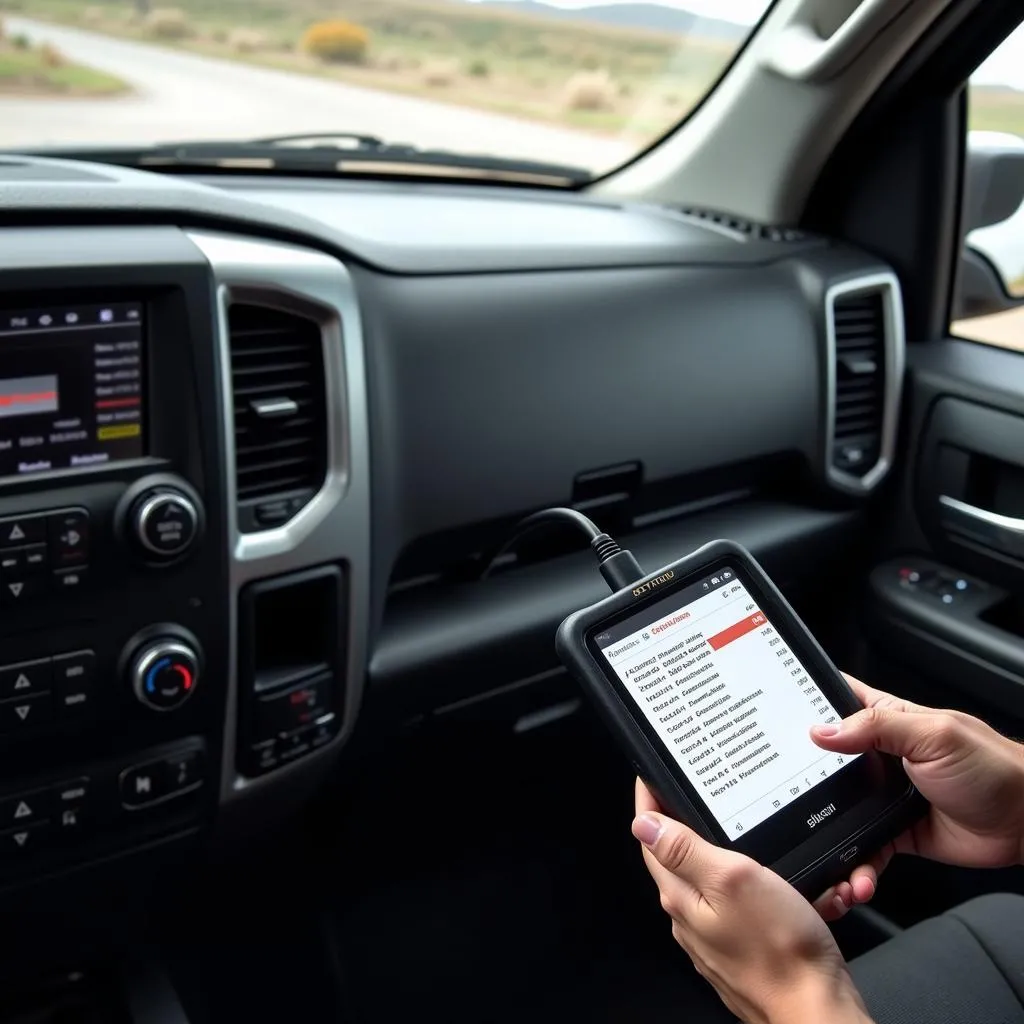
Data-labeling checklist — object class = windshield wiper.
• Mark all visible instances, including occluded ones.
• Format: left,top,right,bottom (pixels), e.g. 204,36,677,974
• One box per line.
18,133,591,188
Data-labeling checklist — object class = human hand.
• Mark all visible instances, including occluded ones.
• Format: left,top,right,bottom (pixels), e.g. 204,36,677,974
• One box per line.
810,676,1024,921
633,779,873,1024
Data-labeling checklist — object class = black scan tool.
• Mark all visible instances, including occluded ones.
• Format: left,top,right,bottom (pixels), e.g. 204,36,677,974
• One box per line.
554,535,924,897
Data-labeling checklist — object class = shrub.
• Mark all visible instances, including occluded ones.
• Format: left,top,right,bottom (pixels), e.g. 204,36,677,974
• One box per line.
466,57,489,78
39,42,66,68
300,20,369,64
10,32,29,50
144,8,190,40
375,49,406,71
81,6,105,25
227,27,268,53
562,69,616,112
421,58,457,87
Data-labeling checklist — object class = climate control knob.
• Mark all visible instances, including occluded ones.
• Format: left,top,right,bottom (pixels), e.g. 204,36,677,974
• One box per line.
131,489,199,560
129,639,200,712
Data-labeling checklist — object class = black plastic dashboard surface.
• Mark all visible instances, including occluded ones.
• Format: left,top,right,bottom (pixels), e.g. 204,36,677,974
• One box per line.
1,157,823,274
0,156,885,664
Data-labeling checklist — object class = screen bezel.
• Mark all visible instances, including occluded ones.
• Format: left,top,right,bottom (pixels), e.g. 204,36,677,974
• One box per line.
584,555,910,864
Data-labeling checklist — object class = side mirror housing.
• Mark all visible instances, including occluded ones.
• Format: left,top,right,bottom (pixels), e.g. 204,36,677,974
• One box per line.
955,132,1024,320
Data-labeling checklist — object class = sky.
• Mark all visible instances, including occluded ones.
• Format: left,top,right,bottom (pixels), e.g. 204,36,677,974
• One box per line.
473,0,769,26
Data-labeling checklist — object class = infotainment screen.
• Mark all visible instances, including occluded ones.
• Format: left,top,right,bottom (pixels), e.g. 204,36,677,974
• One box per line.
0,301,145,477
593,568,859,839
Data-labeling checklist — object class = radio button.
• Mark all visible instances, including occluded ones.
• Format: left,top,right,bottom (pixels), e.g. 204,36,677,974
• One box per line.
22,544,47,573
0,658,51,699
0,517,44,547
49,509,89,568
0,822,50,858
54,777,91,807
53,651,96,717
0,791,49,829
52,778,91,838
0,693,51,732
134,491,198,559
164,749,204,794
120,761,168,809
0,549,23,575
52,568,88,594
2,576,46,603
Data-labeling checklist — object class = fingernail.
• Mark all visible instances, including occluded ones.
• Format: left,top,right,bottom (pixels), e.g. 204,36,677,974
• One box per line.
833,895,847,916
632,814,664,847
814,723,840,738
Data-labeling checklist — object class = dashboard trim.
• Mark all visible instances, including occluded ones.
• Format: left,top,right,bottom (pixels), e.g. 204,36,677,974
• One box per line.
185,231,371,803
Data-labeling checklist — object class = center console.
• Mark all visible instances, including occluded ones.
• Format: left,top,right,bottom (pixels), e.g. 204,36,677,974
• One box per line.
0,226,371,908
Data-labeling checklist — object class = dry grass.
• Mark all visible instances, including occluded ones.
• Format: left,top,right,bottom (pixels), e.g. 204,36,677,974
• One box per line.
563,68,616,111
421,56,457,87
226,27,268,53
0,32,126,94
143,7,190,40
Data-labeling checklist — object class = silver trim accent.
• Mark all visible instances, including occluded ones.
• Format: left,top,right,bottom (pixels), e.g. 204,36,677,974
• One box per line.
184,231,371,804
131,640,199,712
251,397,299,419
135,492,198,557
823,272,905,495
939,494,1024,558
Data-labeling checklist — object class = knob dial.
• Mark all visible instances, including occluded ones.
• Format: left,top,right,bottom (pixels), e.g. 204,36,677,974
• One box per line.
130,639,200,712
132,489,199,560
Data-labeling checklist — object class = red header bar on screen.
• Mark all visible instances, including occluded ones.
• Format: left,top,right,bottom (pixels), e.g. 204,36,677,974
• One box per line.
706,612,767,651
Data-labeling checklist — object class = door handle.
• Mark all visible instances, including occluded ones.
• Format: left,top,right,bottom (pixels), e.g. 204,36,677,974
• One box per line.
939,495,1024,558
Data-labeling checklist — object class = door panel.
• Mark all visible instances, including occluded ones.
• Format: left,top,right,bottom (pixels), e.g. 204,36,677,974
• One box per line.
865,337,1024,721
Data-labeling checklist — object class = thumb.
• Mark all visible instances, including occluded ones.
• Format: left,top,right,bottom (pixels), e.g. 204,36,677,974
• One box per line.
811,706,962,763
632,811,716,882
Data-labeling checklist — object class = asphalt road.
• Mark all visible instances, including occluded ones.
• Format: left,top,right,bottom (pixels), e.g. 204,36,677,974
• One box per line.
0,17,632,169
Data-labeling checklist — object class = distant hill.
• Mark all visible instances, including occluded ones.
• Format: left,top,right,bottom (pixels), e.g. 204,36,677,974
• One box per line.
474,1,750,41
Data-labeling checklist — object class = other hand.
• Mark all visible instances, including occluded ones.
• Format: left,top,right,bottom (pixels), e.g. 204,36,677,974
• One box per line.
633,779,873,1024
811,676,1024,921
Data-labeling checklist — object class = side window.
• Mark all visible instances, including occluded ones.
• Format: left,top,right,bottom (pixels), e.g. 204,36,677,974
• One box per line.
954,23,1024,351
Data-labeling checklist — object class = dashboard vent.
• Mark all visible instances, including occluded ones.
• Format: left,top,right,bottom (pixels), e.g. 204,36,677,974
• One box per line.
826,278,902,492
675,206,806,242
228,304,328,531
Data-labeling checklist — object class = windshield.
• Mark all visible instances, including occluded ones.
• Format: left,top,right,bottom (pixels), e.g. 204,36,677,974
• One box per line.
0,0,774,177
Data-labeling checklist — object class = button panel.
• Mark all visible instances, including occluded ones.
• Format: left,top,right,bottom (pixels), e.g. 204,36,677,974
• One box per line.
0,737,207,878
897,564,975,605
247,712,337,777
53,651,96,717
0,508,90,603
0,650,97,733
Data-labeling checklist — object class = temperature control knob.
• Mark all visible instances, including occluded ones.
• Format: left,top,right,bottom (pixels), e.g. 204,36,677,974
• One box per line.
129,639,200,712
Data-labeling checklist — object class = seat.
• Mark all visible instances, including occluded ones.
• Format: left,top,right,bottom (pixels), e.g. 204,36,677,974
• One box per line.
851,893,1024,1024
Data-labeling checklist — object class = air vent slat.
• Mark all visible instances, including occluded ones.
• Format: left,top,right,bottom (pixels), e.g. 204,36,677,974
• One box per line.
829,287,889,481
228,304,328,528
